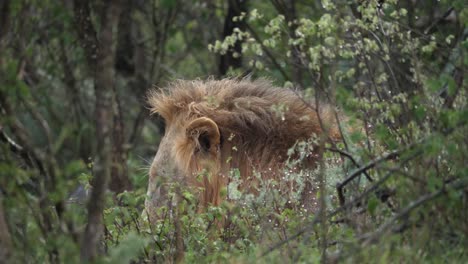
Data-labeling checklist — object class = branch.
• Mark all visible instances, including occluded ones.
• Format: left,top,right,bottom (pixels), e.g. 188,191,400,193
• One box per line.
0,198,13,262
218,0,247,76
424,7,455,34
128,106,147,146
20,97,53,153
359,178,468,245
325,147,373,182
58,37,88,123
336,148,400,205
73,0,98,71
0,94,47,176
0,1,10,44
244,22,290,81
0,94,64,262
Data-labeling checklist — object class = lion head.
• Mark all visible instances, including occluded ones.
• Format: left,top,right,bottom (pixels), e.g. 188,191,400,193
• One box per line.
144,78,343,221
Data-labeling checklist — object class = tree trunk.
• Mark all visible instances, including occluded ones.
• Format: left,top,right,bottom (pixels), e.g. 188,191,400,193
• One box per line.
271,0,304,87
218,0,247,76
0,199,12,263
74,0,121,261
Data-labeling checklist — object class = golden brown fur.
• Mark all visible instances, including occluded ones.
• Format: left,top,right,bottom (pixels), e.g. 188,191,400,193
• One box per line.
145,78,343,218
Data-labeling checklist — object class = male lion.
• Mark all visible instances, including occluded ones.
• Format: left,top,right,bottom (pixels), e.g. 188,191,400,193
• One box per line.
145,78,343,222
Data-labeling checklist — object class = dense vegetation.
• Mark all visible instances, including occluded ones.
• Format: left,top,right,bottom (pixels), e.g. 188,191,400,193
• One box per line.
0,0,466,263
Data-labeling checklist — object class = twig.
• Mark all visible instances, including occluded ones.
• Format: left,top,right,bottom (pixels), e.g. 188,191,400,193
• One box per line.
325,147,373,182
129,106,148,147
359,178,468,245
336,148,400,205
20,98,53,153
244,23,290,81
424,7,455,35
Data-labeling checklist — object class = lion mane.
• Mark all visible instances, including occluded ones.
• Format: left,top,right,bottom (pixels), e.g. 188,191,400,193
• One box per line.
146,78,343,216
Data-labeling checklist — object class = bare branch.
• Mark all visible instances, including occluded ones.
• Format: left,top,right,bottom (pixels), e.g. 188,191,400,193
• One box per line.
360,178,468,245
336,148,400,205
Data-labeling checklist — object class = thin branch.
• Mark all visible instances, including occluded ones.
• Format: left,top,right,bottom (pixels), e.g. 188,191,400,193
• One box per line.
58,37,87,123
129,106,147,146
20,97,53,153
325,147,373,183
73,0,99,71
336,148,400,205
359,178,468,245
0,93,63,263
424,7,455,34
244,22,290,81
0,93,47,176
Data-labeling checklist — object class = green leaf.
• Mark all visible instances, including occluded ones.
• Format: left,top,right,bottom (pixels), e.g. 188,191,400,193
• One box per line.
427,174,443,192
161,0,176,8
53,126,72,154
424,135,443,156
107,232,149,264
425,77,442,93
367,195,379,216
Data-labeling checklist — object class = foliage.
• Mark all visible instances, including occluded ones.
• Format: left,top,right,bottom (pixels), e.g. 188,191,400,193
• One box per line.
0,0,467,263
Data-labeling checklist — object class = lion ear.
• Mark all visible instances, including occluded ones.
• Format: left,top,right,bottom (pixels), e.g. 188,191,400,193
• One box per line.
186,117,220,155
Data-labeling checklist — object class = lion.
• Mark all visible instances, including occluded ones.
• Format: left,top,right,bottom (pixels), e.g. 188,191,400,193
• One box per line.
144,78,344,222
